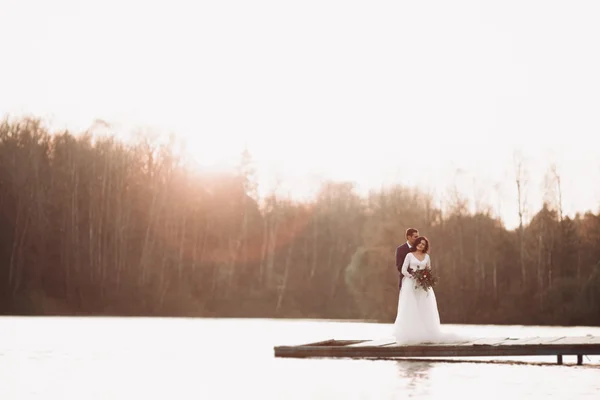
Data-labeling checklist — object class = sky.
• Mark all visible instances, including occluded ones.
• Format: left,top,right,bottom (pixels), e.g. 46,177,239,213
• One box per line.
1,0,599,229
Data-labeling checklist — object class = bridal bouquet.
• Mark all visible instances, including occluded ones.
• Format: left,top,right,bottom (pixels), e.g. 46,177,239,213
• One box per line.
412,267,438,292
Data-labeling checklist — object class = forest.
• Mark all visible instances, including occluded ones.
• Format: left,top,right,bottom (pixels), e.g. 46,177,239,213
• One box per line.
1,117,599,326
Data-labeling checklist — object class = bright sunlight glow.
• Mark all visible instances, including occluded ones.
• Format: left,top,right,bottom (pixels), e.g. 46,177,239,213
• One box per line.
1,0,600,229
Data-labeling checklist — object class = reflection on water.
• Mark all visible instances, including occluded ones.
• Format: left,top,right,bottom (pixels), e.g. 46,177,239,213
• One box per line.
0,317,599,399
397,361,433,381
396,361,433,388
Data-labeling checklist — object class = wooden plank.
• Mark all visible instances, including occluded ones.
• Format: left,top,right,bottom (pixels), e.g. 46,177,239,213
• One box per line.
470,337,514,346
586,335,600,344
385,338,474,347
488,336,565,345
550,336,599,345
584,336,600,345
468,337,565,346
449,338,481,345
297,339,336,346
382,337,500,347
347,339,397,347
534,336,567,345
583,336,600,345
294,339,367,347
441,338,490,346
492,337,541,345
388,337,522,348
329,340,369,346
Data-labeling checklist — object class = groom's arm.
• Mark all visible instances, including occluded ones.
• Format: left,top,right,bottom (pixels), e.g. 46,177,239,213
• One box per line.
396,246,413,274
395,246,405,273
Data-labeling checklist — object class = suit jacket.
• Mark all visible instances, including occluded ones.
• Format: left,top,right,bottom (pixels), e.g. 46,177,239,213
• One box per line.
395,243,413,289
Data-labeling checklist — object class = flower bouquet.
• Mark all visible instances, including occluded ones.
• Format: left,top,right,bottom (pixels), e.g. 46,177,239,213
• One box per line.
412,267,438,292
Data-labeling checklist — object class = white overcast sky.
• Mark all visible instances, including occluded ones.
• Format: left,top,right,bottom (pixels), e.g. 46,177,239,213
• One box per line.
1,0,599,229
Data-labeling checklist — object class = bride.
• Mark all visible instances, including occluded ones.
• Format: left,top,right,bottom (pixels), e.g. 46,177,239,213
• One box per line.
392,236,463,345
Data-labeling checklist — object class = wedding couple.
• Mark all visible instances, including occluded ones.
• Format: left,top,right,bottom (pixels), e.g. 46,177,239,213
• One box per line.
392,228,463,345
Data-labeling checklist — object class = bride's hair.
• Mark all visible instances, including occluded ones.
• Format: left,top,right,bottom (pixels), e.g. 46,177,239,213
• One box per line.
411,236,429,253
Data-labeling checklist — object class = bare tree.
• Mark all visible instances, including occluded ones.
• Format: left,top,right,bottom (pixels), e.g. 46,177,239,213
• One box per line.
513,150,528,285
543,162,563,222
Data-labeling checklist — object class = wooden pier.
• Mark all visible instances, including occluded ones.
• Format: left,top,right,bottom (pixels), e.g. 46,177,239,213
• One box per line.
274,336,600,365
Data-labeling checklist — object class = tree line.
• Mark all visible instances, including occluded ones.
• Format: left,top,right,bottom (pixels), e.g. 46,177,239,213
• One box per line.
0,117,598,326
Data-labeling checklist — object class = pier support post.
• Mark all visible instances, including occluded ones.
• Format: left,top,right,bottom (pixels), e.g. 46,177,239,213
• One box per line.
557,355,563,365
577,355,583,365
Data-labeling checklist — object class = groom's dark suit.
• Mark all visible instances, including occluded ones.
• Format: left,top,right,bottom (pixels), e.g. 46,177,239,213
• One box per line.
395,242,413,290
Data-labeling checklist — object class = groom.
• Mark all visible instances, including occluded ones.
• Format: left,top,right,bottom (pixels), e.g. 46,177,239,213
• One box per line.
395,228,419,290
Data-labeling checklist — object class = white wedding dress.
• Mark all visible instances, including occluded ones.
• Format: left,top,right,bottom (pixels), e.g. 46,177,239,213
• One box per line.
393,252,464,345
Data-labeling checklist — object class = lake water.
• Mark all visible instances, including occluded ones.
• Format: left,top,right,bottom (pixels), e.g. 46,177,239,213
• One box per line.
1,317,599,399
